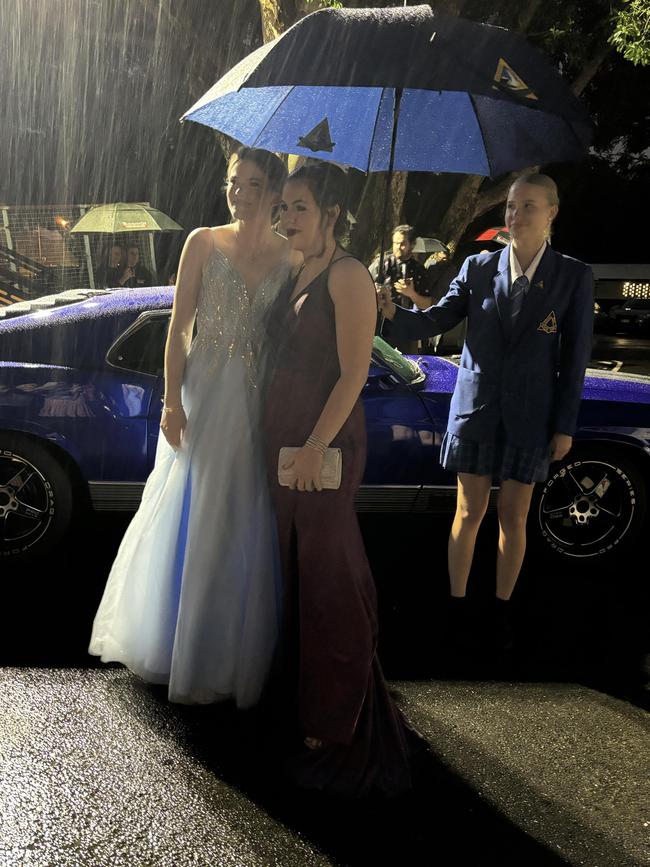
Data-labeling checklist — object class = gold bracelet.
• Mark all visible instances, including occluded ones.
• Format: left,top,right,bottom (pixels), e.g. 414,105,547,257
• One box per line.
162,405,180,413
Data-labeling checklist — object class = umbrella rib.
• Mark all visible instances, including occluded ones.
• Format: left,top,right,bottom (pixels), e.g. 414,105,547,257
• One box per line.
366,86,388,174
468,92,494,178
250,86,297,152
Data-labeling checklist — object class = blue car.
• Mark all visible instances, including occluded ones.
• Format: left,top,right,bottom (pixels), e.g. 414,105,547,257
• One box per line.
1,286,649,565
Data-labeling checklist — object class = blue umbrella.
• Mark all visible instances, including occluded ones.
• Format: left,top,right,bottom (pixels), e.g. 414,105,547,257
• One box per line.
182,5,592,275
182,5,592,176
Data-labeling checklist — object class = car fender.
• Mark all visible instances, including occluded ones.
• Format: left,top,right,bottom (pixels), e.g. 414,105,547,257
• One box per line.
572,428,650,475
0,420,85,468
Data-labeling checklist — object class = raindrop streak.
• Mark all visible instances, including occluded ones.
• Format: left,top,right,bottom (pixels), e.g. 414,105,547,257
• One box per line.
0,0,263,276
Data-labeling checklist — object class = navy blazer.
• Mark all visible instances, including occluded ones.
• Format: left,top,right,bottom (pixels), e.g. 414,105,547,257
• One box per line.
388,245,594,448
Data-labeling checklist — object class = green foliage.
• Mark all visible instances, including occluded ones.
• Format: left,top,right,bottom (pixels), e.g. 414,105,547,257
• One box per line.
303,0,342,7
609,0,650,65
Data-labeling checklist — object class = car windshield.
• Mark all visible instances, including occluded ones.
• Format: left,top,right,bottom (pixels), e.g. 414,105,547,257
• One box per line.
371,336,425,385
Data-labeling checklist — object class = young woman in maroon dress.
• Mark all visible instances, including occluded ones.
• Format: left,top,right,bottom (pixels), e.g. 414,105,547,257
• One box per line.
263,162,412,796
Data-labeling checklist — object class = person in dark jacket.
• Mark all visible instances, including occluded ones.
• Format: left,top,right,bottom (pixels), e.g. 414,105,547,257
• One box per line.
370,224,434,353
378,174,593,651
97,243,125,288
117,244,154,287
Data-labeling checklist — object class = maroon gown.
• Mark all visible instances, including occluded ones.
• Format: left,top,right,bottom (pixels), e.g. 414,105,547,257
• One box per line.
263,255,412,797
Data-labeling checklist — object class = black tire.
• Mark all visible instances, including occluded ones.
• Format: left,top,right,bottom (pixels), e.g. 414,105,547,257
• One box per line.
530,445,648,565
0,432,74,560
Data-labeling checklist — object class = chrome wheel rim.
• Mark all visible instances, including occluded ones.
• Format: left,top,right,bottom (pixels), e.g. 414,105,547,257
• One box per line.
538,457,636,558
0,451,53,555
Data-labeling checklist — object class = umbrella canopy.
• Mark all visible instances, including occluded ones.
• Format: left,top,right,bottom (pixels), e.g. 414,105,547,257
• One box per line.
70,203,183,234
476,226,511,245
412,237,449,254
182,5,592,177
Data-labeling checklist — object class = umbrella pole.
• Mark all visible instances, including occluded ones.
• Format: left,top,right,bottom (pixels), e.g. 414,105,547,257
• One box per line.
378,88,403,283
378,88,403,337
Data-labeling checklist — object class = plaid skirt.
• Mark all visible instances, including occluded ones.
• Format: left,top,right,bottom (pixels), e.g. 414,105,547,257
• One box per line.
440,432,551,485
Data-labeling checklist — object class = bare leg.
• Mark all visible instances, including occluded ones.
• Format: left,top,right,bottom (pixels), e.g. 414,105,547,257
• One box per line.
448,473,492,597
495,479,536,600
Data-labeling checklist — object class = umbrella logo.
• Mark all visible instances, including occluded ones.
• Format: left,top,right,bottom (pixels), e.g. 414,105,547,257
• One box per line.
297,118,335,153
493,59,538,101
538,311,557,333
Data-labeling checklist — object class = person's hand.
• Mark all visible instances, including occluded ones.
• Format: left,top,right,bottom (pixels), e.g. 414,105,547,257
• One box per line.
160,405,187,450
282,446,324,492
119,267,135,286
550,433,572,462
376,283,397,320
394,277,415,299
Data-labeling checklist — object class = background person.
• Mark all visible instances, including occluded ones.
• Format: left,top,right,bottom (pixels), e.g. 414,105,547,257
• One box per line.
97,242,125,288
118,243,154,287
371,224,433,353
378,174,594,657
369,224,430,308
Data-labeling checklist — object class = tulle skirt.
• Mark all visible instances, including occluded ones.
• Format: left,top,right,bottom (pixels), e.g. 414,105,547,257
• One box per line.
89,345,282,708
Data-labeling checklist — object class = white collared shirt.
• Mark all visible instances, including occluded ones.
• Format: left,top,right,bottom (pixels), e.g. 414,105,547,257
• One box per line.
509,241,547,287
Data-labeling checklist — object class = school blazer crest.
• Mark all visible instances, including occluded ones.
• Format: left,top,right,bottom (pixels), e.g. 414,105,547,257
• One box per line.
388,246,594,449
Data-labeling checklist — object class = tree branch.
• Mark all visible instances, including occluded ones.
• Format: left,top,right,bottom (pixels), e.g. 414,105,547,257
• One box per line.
571,42,614,96
512,0,546,33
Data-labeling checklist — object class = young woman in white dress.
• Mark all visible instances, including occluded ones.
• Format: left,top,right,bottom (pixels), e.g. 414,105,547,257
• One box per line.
89,147,297,707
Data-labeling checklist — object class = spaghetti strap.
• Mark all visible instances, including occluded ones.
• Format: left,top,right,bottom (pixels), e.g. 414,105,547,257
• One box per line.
330,252,356,267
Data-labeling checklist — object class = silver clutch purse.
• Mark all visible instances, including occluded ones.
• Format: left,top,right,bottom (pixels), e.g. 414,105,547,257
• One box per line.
278,446,342,490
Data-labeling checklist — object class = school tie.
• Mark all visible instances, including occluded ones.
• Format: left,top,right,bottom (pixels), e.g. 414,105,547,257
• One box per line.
510,275,530,323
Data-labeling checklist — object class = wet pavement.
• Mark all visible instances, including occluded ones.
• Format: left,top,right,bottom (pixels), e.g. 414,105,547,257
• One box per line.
397,680,650,867
0,668,331,867
590,332,650,376
1,668,648,866
2,511,649,866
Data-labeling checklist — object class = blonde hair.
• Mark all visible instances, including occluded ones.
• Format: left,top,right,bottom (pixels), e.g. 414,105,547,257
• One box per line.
510,173,560,207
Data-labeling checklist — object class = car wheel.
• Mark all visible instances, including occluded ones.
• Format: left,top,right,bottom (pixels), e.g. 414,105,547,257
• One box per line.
531,446,647,564
0,433,73,560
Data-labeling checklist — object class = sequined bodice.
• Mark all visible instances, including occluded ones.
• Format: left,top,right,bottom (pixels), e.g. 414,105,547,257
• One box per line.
192,247,290,384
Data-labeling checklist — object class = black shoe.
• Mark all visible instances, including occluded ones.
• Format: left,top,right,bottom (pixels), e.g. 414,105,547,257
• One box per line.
441,596,479,674
447,595,472,642
491,597,515,654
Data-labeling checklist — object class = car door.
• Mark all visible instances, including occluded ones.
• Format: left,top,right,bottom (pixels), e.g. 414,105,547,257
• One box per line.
105,310,171,472
360,342,442,512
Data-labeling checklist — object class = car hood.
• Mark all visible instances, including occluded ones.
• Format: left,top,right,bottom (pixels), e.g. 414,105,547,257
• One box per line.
0,286,173,367
407,355,650,405
582,369,650,404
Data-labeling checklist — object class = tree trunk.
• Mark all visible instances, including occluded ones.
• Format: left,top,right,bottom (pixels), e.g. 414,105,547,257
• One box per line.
512,0,546,33
438,175,484,249
258,0,330,42
438,34,612,248
351,170,408,263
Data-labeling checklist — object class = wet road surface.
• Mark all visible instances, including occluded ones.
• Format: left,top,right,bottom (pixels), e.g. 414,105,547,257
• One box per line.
590,331,650,376
1,665,647,866
3,509,649,865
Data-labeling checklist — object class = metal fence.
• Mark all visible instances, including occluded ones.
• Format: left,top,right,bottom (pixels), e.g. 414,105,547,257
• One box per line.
0,204,156,305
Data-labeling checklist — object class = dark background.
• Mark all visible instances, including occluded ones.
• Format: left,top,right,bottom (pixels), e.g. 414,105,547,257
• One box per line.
1,0,648,281
5,510,648,711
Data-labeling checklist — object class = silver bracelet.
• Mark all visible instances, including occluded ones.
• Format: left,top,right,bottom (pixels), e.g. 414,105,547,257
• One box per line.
305,434,328,455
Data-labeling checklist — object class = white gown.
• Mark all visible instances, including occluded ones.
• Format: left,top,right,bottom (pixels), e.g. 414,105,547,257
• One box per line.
89,246,289,708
